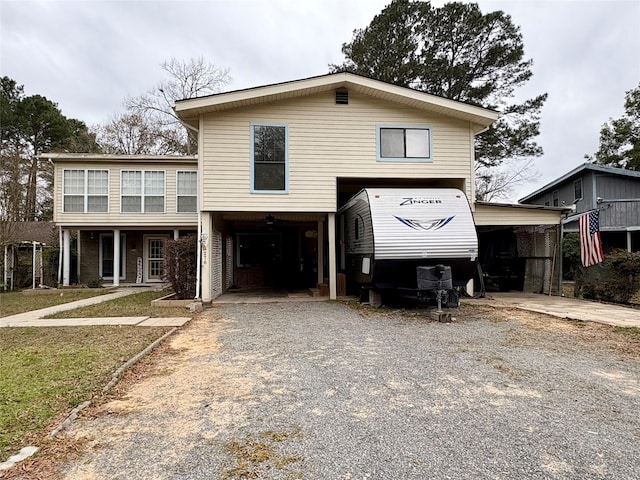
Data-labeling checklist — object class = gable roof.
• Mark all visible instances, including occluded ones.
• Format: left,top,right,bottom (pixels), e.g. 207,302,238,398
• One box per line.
519,163,640,203
174,72,499,132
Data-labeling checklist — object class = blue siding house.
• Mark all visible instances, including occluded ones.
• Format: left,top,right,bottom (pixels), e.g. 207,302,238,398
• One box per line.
520,163,640,252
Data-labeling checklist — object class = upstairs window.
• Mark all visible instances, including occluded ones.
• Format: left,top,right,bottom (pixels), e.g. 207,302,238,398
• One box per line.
63,169,108,213
252,124,287,192
574,179,583,201
121,170,165,213
377,126,432,161
177,171,197,213
552,190,559,206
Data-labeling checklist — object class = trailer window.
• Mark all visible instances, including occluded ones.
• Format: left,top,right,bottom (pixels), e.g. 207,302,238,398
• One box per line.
377,125,432,162
354,215,364,240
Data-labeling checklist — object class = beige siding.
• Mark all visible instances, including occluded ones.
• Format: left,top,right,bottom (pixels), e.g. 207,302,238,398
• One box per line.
54,162,197,227
474,204,563,226
201,91,473,212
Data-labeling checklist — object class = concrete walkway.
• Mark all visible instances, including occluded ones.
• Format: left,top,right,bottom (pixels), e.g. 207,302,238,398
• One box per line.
5,287,638,330
0,288,190,328
479,292,640,328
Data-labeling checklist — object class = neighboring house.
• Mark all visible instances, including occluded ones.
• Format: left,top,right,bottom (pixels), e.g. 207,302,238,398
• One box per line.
520,163,640,252
1,221,58,289
48,154,198,285
48,73,566,299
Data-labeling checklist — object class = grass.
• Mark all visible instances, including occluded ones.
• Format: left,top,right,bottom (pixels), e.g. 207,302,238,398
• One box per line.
0,289,110,318
0,325,173,459
44,289,192,319
223,429,302,479
614,325,640,336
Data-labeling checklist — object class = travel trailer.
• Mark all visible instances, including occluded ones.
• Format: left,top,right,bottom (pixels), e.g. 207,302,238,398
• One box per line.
338,188,478,305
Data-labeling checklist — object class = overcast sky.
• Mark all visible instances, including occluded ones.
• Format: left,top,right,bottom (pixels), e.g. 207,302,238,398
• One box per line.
2,0,639,201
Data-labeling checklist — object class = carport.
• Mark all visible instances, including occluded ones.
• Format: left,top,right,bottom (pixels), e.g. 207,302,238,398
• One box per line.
474,202,569,294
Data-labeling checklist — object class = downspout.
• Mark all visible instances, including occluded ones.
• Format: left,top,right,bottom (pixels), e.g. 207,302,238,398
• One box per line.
174,109,202,301
196,209,202,300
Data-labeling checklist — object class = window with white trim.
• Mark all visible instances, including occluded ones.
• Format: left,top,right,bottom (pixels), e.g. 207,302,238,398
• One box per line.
377,126,432,161
176,171,197,213
121,170,165,213
63,169,108,213
251,124,287,192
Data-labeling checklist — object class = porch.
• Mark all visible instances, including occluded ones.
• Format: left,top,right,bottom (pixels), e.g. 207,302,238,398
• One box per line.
59,227,196,287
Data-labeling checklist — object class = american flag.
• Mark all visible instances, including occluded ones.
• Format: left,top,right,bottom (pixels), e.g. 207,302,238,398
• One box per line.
579,210,604,267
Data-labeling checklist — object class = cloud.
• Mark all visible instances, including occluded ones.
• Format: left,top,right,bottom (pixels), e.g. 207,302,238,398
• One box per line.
1,0,638,201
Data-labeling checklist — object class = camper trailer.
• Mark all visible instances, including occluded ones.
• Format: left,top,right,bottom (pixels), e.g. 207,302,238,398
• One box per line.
338,188,478,306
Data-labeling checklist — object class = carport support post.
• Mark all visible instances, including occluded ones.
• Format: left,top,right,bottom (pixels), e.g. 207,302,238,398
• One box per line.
62,229,71,286
328,213,337,300
201,211,213,303
317,219,324,286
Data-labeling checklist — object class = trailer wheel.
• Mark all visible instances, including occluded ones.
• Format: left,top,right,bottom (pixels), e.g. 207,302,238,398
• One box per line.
359,287,369,304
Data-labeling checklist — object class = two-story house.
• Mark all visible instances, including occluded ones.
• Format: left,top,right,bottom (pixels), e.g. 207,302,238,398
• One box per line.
520,163,640,253
49,73,566,300
49,154,198,286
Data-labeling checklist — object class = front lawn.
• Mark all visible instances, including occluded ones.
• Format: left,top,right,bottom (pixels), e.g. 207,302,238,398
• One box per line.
44,289,191,319
0,289,110,318
0,325,173,459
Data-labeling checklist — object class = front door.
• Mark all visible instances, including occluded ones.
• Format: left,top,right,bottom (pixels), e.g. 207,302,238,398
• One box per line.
145,236,166,282
235,233,282,287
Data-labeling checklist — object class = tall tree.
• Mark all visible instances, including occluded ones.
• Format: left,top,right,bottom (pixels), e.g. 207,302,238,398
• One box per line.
0,76,98,221
95,113,184,155
331,0,547,198
122,57,230,155
0,77,25,224
588,83,640,170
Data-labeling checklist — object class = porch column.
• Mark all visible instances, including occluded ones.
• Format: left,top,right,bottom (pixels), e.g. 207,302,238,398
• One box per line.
58,226,62,285
62,229,71,286
32,241,36,289
174,229,179,240
201,212,213,303
328,213,337,300
3,244,8,288
317,219,324,286
627,231,632,252
77,230,81,281
113,229,120,286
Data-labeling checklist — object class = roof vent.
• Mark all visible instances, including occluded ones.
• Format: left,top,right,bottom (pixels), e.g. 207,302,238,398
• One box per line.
335,89,349,105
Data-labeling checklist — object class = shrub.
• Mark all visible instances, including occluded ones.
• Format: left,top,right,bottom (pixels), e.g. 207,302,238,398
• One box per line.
86,277,104,288
163,234,197,300
581,249,640,304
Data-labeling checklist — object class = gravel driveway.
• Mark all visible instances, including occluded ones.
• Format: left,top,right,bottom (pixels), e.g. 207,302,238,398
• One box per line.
49,301,640,479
